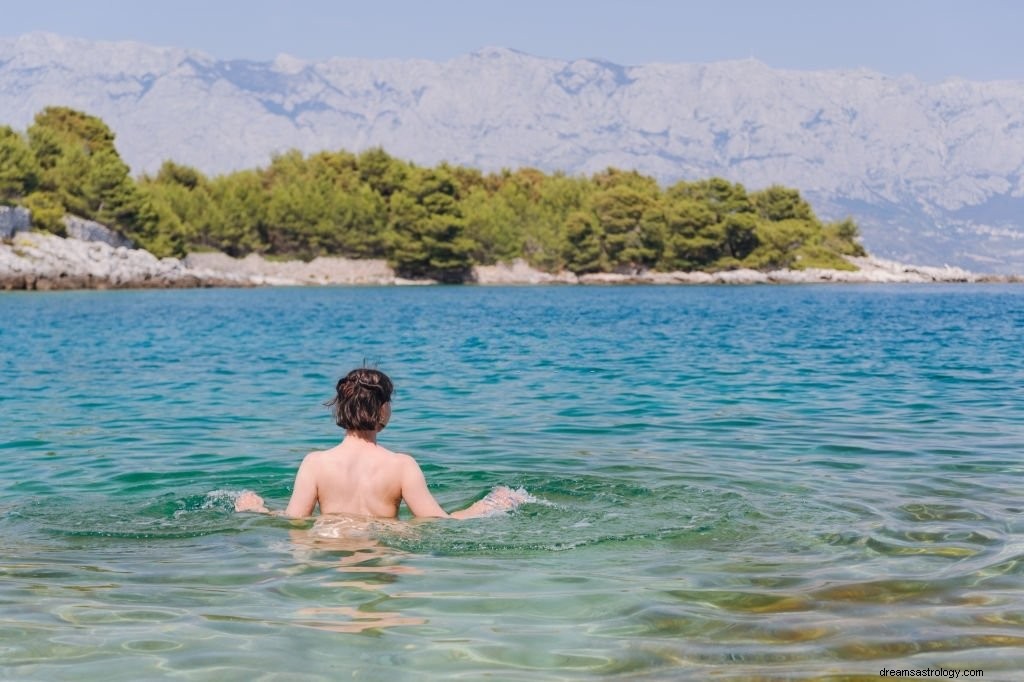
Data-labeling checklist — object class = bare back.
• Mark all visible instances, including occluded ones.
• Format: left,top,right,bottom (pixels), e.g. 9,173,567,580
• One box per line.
283,436,449,519
309,442,404,517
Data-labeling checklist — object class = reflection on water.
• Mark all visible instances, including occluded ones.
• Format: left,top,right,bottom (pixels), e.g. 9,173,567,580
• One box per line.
289,519,427,633
294,605,426,633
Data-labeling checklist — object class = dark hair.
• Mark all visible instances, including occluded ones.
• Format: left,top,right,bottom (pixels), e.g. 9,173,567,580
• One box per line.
326,368,394,432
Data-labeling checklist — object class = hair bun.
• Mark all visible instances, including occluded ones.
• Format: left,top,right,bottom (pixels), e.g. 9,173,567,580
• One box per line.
327,368,394,432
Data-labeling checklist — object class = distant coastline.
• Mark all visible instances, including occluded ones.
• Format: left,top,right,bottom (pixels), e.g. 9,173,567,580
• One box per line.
2,229,1019,291
5,34,1024,272
1,108,872,285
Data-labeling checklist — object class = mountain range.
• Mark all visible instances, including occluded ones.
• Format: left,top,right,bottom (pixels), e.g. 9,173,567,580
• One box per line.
1,32,1022,271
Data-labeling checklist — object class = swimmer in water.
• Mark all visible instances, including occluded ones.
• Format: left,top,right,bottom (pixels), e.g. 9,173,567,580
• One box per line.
235,367,526,519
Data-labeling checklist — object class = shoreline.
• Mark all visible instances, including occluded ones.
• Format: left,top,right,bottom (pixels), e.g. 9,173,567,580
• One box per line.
2,230,1021,292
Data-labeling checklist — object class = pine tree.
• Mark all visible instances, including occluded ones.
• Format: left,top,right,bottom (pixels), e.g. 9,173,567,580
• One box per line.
563,210,605,274
0,126,39,203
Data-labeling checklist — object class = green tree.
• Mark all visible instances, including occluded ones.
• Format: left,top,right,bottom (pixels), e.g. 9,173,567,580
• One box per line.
25,107,142,241
265,178,326,257
138,161,215,254
357,147,409,199
822,217,866,258
461,187,524,264
669,177,754,221
28,107,117,215
490,169,555,270
128,194,185,258
665,178,760,269
720,212,759,264
563,210,605,274
307,151,388,257
387,168,474,280
592,184,664,270
526,172,592,272
207,170,268,255
744,218,813,269
751,185,814,222
40,143,91,216
88,148,143,229
336,183,389,258
154,160,205,190
660,197,720,270
29,107,117,155
27,125,65,175
591,167,660,194
0,126,39,203
22,191,66,234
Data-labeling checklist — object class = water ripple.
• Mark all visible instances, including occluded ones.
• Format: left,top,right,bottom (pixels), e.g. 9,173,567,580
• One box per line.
2,285,1023,679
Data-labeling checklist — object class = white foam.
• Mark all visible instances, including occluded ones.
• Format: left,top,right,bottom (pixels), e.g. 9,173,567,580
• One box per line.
173,489,247,519
476,485,549,515
203,489,246,509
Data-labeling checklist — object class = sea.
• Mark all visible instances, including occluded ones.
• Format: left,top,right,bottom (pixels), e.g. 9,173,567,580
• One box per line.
1,284,1022,681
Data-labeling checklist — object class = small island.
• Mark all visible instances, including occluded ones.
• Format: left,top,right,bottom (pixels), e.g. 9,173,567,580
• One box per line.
0,107,1013,289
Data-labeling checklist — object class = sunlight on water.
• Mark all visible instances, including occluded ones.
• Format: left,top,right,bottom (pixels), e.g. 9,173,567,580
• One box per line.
2,285,1023,680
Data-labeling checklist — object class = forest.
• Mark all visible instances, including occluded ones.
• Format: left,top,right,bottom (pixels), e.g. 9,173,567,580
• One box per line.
1,107,865,280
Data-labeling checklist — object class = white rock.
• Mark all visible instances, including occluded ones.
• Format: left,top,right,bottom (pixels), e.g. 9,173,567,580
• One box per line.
712,269,770,284
0,206,31,238
62,215,134,248
471,259,577,284
184,251,396,285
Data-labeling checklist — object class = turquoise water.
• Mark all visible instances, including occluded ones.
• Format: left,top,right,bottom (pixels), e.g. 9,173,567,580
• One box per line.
1,285,1023,681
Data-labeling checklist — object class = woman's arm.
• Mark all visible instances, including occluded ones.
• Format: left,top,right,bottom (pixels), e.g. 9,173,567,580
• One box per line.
283,454,318,517
399,455,527,519
234,453,319,517
399,454,451,518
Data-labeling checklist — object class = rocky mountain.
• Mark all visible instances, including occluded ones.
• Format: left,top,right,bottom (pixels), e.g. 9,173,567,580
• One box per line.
2,32,1022,271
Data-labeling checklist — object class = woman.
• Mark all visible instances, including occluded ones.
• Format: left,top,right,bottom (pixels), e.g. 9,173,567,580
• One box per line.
235,367,525,518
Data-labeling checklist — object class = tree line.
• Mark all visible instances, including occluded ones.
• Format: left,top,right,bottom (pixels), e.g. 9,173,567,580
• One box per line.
1,107,865,279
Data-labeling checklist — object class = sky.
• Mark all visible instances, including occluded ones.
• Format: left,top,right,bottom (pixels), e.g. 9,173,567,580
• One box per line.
2,0,1022,82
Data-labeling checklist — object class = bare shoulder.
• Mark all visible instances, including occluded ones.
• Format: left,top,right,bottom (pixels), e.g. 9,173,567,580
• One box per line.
299,449,328,468
392,451,424,474
371,444,412,464
393,451,418,465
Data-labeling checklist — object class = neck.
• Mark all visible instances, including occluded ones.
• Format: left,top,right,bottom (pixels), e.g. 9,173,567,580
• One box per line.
345,429,378,444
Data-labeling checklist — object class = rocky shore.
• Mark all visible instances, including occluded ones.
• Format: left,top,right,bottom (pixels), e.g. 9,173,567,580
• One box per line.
569,256,1012,285
2,224,1020,291
0,231,272,290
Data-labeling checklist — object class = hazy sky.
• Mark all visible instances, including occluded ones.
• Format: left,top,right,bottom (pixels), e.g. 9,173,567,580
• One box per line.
3,0,1022,82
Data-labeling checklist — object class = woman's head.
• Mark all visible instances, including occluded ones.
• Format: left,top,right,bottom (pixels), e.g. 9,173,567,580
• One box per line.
327,368,394,432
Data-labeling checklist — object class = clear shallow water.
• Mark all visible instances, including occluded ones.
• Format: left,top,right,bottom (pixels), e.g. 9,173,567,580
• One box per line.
1,284,1023,681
